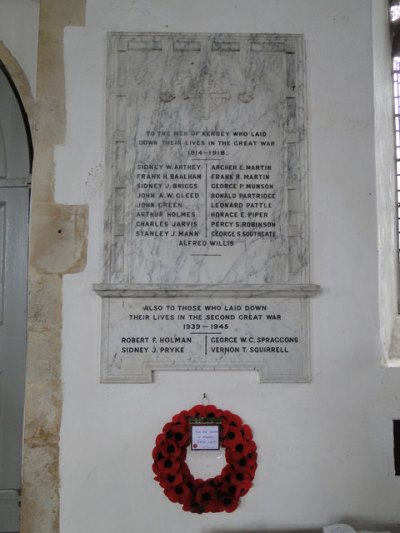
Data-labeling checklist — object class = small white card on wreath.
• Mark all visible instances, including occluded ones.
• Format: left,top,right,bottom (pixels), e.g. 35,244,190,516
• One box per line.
191,424,220,451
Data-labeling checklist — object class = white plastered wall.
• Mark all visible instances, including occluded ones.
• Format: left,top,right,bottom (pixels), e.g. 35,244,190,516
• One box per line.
58,1,400,531
0,0,39,97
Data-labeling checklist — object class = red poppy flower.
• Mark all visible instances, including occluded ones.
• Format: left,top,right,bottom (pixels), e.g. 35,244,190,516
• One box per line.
232,451,257,473
246,451,257,465
182,497,197,512
222,425,244,446
220,479,250,498
248,466,257,481
203,497,221,513
203,406,223,419
187,501,205,514
220,410,242,427
162,423,189,447
218,494,240,513
195,483,217,507
231,455,257,474
219,463,232,479
191,477,205,489
162,421,173,433
155,433,166,448
152,446,164,462
205,474,223,488
164,483,190,503
222,482,242,499
228,471,253,493
241,423,253,440
158,471,184,489
160,439,181,459
188,404,210,418
229,439,256,460
172,410,191,425
156,456,181,476
152,462,162,477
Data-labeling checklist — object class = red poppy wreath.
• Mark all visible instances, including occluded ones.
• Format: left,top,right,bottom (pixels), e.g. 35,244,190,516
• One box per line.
152,404,257,514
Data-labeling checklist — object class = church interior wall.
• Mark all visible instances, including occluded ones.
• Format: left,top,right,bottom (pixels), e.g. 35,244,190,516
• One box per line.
59,1,400,531
3,0,400,532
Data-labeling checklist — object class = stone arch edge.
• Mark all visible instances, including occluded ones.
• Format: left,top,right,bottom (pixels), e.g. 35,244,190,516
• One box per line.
0,41,35,132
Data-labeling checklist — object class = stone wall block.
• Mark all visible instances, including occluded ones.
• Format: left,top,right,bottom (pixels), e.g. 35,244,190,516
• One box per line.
20,444,60,533
30,202,88,274
23,381,61,447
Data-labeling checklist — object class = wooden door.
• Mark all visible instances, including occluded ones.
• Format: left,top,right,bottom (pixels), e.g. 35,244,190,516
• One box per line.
0,187,29,532
0,62,31,533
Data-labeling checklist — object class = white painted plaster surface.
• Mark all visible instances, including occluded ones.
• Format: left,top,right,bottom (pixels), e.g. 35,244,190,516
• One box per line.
59,1,400,532
324,526,391,533
0,0,39,96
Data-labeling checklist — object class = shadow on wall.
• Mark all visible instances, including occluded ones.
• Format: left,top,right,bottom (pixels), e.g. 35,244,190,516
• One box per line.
201,524,400,533
202,529,319,533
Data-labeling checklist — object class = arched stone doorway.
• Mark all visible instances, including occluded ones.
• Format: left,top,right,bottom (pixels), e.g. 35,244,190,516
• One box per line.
0,60,32,533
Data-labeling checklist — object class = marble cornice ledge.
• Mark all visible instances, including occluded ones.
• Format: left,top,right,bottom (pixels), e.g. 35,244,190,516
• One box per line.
92,283,322,298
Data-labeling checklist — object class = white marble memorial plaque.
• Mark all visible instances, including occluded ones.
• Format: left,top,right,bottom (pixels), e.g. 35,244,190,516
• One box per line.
95,32,319,383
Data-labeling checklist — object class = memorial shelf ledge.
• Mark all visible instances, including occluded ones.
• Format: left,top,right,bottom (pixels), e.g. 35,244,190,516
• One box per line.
92,283,322,299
